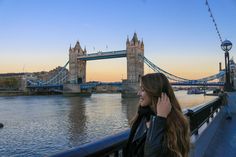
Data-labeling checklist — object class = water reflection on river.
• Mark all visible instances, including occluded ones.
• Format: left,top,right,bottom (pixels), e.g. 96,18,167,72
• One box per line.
0,91,217,156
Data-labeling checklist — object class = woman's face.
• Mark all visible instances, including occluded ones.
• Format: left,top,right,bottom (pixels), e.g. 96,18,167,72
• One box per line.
138,86,151,106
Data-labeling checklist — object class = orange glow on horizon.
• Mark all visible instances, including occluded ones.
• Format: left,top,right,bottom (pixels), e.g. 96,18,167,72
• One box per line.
0,57,219,82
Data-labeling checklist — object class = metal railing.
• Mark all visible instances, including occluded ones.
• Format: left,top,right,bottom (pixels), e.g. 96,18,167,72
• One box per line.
50,97,223,157
50,130,129,157
186,97,222,135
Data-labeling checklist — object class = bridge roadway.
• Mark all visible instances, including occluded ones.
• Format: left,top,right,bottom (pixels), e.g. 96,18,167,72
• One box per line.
203,92,236,157
77,50,127,60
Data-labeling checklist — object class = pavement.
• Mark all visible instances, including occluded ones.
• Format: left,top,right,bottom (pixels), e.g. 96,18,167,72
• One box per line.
203,92,236,157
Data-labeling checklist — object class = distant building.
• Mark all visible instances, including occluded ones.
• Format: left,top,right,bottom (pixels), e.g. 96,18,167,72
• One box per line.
0,73,26,90
229,59,236,89
0,66,69,91
0,73,26,78
95,84,121,93
32,66,69,84
219,58,236,90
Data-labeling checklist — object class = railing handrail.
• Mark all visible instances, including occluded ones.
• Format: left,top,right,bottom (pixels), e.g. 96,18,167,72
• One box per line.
50,130,130,157
50,96,223,157
186,97,221,135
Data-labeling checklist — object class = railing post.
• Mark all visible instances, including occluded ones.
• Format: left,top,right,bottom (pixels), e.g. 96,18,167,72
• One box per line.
186,109,198,135
114,151,119,157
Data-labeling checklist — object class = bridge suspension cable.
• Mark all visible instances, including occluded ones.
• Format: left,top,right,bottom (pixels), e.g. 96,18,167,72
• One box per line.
44,61,69,84
139,54,190,82
140,54,225,83
205,0,223,43
194,70,225,82
27,61,69,86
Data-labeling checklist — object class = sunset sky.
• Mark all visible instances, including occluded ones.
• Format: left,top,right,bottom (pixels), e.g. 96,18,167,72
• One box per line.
0,0,236,82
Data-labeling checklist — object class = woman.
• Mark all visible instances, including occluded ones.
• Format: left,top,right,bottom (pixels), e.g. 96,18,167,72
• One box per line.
125,73,190,157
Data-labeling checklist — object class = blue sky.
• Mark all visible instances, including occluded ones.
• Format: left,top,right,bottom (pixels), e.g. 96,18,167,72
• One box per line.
0,0,236,81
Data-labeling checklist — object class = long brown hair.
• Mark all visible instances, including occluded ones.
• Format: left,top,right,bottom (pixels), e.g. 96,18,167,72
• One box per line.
136,73,190,157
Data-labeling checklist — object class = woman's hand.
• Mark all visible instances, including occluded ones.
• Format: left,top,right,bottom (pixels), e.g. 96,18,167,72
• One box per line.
156,93,172,118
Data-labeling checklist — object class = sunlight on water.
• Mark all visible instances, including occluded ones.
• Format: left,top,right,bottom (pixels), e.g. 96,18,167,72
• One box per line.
0,92,217,156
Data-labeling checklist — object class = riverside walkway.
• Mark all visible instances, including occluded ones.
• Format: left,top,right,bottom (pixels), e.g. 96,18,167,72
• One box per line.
203,92,236,157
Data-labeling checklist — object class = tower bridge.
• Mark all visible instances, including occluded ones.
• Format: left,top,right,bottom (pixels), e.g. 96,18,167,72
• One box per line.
66,32,144,97
26,33,235,96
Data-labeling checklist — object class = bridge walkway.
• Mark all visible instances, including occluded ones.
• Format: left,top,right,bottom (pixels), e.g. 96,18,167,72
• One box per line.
203,92,236,157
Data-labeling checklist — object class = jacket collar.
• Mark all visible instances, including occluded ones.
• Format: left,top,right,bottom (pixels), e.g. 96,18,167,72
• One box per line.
132,117,148,142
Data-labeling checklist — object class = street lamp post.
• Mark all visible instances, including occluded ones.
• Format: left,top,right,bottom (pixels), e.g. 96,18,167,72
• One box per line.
221,40,233,91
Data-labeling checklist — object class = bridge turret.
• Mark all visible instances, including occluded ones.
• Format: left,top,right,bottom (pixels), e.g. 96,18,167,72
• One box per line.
74,41,81,51
84,46,87,54
122,32,144,98
131,32,139,46
126,36,130,46
69,44,72,52
141,39,144,49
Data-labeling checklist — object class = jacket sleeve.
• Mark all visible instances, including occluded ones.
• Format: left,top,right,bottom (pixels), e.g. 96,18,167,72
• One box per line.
144,115,167,157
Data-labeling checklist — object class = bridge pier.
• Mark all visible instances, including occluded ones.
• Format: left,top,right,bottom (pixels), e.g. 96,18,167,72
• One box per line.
122,80,140,97
122,33,144,98
63,83,81,95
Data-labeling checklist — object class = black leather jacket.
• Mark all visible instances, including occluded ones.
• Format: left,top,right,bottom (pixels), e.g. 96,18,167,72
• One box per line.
127,115,167,157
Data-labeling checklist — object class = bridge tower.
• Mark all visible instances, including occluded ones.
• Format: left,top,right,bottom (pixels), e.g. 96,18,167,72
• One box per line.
122,33,144,98
69,41,87,84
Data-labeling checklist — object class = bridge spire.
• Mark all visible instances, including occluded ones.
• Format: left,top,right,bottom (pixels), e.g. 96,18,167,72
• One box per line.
84,46,87,54
132,32,139,45
141,39,144,48
75,41,81,50
126,36,130,46
69,44,72,51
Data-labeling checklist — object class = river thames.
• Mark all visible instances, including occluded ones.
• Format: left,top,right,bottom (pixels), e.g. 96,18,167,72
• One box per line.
0,91,217,157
